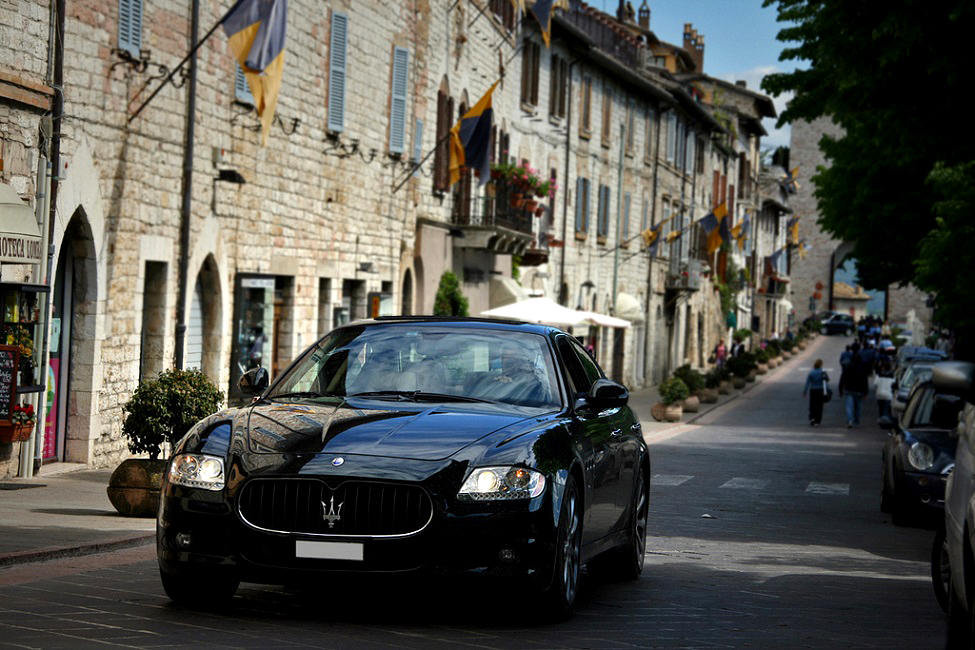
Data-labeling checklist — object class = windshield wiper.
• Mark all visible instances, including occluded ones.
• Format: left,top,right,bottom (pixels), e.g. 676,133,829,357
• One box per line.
270,391,329,399
348,390,492,404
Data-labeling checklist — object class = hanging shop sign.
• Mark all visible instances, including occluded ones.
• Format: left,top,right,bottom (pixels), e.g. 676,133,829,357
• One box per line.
0,183,42,266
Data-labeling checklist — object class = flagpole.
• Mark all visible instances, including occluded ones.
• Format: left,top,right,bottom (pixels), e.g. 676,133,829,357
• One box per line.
127,2,240,123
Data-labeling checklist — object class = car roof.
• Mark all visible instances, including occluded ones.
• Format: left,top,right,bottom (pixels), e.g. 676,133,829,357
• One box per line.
342,315,562,337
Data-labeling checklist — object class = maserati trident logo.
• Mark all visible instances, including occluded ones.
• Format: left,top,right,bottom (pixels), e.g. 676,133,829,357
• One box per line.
321,494,343,528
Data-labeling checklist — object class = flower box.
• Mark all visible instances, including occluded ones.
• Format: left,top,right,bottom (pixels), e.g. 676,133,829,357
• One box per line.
0,422,32,444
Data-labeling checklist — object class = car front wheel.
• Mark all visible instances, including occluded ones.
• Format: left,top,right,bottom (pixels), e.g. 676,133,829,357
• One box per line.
542,475,582,620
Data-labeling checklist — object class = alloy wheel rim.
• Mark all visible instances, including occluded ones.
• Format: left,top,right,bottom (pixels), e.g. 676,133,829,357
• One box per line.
561,492,580,603
634,481,648,565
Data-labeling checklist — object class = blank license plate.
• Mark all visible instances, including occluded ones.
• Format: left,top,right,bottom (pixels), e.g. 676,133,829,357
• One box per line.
296,540,364,561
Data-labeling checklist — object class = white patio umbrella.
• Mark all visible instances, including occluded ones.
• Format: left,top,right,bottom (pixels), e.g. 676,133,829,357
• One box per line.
481,297,588,327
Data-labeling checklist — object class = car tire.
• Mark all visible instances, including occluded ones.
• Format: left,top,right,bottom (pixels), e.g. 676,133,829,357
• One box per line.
820,327,828,335
588,468,648,582
542,474,582,620
880,480,894,515
947,570,971,647
844,327,853,336
932,526,950,613
160,568,239,606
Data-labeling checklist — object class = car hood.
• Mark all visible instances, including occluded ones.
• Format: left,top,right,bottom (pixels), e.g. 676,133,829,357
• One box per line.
241,398,541,461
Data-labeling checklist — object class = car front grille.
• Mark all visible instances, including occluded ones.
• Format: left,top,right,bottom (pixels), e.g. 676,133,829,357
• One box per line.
237,478,433,538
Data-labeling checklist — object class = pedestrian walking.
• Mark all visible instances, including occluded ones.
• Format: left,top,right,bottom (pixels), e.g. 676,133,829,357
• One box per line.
803,359,829,426
714,339,728,366
839,343,869,427
875,368,893,419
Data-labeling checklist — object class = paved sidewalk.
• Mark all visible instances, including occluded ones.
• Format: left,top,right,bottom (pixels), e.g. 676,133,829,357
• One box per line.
0,338,819,569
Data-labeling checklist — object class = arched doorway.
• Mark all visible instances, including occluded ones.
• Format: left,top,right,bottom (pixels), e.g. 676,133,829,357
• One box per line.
401,268,413,315
45,211,98,465
187,255,222,381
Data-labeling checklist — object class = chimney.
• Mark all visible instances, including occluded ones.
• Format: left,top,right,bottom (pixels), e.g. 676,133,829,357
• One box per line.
638,1,650,29
683,23,705,71
735,80,747,88
618,0,626,21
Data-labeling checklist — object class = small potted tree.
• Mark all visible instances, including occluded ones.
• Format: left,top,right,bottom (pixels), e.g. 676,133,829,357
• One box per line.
653,376,689,422
714,364,732,395
673,364,705,412
701,369,721,403
755,348,770,374
108,368,224,517
727,352,755,388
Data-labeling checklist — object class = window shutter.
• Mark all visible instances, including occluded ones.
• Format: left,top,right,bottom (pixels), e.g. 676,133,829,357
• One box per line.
623,192,631,240
575,177,584,232
235,64,255,105
328,12,349,133
118,0,143,58
389,47,409,153
412,119,423,176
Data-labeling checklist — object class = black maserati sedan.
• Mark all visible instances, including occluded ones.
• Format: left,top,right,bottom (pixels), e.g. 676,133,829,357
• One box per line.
157,317,650,619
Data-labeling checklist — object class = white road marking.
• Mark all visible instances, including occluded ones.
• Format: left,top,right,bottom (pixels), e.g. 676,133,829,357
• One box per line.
651,474,694,486
720,477,769,490
805,482,850,495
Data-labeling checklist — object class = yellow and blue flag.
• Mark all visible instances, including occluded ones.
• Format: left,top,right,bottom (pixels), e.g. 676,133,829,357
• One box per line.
450,81,499,187
530,0,556,47
222,0,287,145
705,201,728,255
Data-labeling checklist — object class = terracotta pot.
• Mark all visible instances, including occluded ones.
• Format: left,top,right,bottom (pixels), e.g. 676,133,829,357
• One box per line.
523,199,539,212
747,370,757,382
732,376,746,389
718,380,732,395
663,403,683,422
791,347,799,355
700,388,719,403
510,192,524,208
106,458,169,518
799,341,807,349
767,358,777,369
756,362,768,375
682,395,700,413
535,206,546,217
782,350,791,359
0,422,33,444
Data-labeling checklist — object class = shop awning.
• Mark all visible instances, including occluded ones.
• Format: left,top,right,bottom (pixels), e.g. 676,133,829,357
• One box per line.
489,275,528,308
0,183,42,265
481,297,630,329
615,292,645,325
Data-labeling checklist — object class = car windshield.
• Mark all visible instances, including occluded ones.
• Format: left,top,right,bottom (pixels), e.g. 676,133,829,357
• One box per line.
268,325,562,410
901,364,933,391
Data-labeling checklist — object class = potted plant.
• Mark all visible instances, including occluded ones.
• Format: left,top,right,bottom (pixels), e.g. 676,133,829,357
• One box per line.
714,364,733,394
755,348,770,374
655,376,689,422
701,369,721,403
727,352,755,388
0,402,35,444
108,368,224,517
673,364,705,412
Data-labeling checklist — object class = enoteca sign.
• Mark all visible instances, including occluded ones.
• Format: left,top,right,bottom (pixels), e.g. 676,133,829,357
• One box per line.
0,183,42,266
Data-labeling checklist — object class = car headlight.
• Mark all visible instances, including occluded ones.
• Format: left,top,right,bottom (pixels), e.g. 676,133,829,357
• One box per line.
458,467,546,501
169,453,226,491
908,442,935,470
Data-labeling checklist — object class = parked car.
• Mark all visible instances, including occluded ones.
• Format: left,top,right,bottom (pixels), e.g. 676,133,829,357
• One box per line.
879,379,960,526
891,360,936,418
896,345,948,366
820,313,855,336
933,362,975,642
157,317,650,619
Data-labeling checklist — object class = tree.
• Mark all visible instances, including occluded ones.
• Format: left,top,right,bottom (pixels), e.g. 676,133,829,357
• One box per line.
761,1,975,293
432,270,469,317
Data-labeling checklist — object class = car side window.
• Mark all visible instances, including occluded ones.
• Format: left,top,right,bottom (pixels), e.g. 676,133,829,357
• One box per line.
569,338,603,392
556,337,590,397
907,387,935,428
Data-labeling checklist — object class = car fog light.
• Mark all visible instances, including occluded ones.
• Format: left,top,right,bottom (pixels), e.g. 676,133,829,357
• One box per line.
174,533,192,549
499,548,518,563
918,476,930,487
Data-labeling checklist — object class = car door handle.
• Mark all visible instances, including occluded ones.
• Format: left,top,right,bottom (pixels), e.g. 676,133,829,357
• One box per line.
611,428,622,438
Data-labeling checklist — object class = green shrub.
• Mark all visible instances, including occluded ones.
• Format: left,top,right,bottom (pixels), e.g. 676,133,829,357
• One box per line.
765,339,781,356
122,368,224,460
755,348,770,363
659,377,690,405
673,364,706,394
704,368,722,388
727,351,756,378
733,328,752,342
433,271,469,317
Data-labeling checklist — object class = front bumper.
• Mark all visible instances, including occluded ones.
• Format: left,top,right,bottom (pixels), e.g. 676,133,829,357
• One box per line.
157,487,559,588
895,470,948,512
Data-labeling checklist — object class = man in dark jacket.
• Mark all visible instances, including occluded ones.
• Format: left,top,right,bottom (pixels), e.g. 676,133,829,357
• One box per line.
839,343,869,427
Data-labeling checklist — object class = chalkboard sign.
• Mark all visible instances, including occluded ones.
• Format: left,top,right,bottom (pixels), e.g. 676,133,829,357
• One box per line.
0,345,20,423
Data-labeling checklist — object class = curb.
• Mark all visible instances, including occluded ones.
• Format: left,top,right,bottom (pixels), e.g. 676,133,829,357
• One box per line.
0,534,154,568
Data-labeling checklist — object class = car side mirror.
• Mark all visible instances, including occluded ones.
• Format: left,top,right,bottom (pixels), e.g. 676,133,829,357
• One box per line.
238,367,269,397
583,378,629,410
877,415,895,431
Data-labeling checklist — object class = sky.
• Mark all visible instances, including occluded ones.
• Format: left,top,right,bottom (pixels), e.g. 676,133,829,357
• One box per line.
589,0,795,150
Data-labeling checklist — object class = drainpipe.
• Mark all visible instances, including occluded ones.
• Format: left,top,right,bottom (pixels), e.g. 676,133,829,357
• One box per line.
174,0,200,370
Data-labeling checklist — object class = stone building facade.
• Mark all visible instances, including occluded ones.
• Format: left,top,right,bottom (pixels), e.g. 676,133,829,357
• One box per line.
0,0,779,478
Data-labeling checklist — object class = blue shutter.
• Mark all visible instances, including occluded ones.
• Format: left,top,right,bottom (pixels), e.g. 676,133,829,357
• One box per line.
412,119,423,176
584,179,591,233
327,12,348,134
389,47,409,154
623,192,631,240
575,177,584,233
234,64,255,105
118,0,143,58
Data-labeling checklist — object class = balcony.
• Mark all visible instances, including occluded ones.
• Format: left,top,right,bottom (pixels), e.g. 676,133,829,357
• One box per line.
665,259,702,292
450,178,544,255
